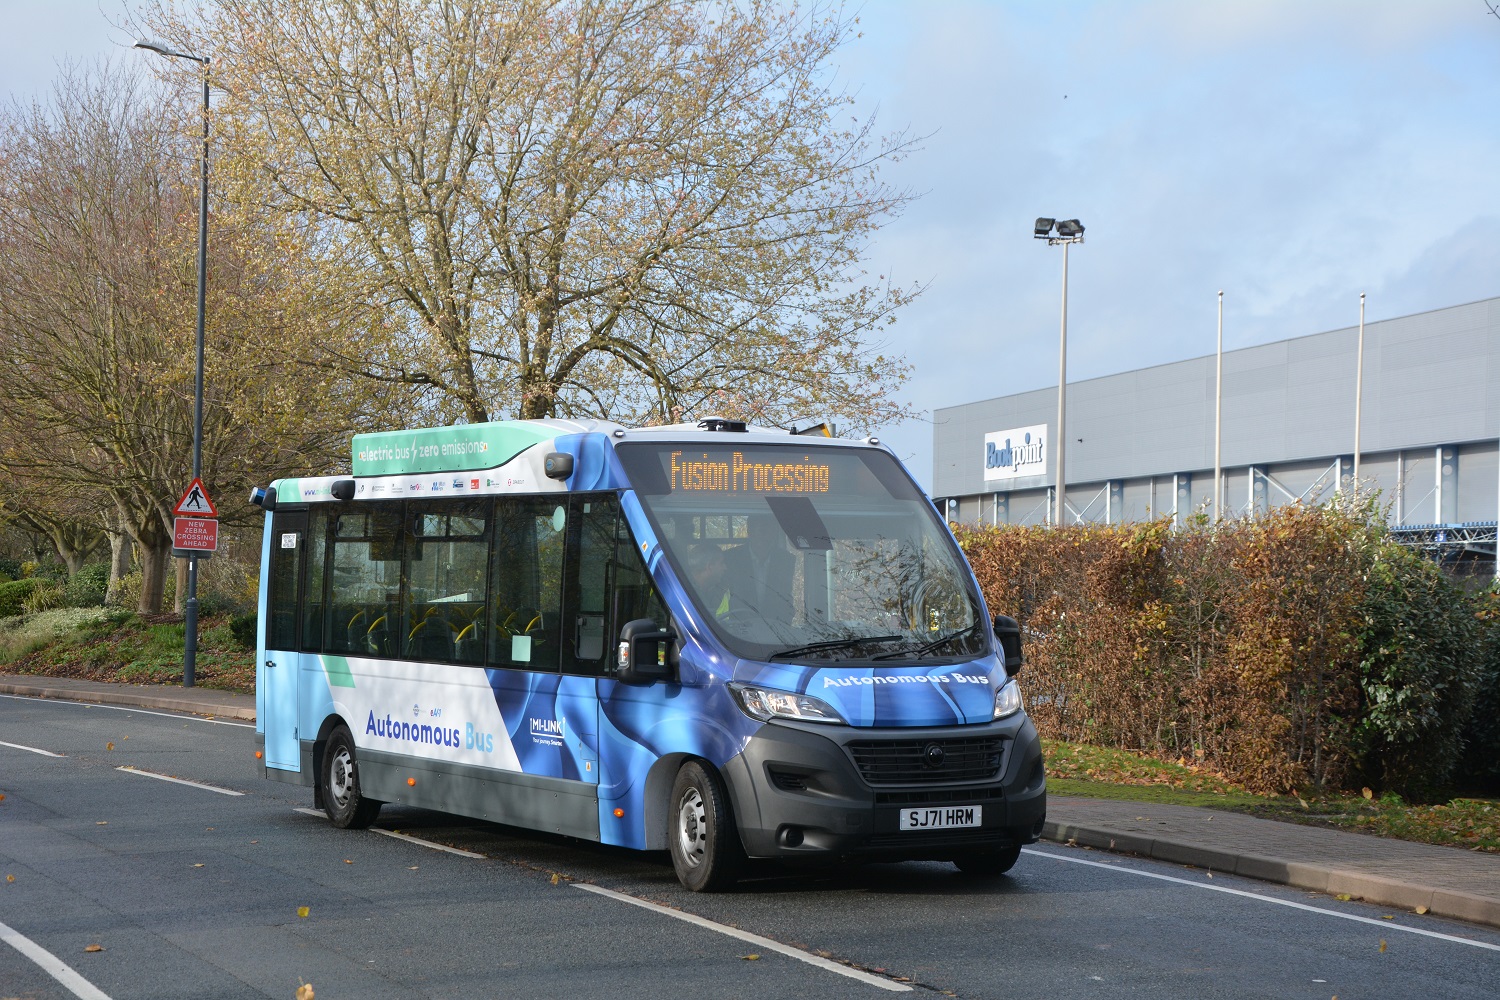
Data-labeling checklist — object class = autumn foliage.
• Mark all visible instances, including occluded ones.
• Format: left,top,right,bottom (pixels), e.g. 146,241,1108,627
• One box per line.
958,502,1491,798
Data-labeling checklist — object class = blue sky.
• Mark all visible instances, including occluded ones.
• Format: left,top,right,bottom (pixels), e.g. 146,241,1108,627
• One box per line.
5,2,1498,490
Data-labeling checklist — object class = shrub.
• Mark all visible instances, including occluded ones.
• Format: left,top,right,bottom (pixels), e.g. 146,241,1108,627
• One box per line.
21,582,67,614
0,557,19,582
0,578,42,617
1351,546,1483,801
1459,591,1500,790
65,562,110,608
229,612,257,650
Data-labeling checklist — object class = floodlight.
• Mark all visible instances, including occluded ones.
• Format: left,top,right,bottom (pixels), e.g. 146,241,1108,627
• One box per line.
1055,219,1085,238
1034,218,1055,237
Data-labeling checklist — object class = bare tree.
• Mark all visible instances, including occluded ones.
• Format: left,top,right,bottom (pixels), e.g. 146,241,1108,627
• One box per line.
0,63,378,611
142,0,920,431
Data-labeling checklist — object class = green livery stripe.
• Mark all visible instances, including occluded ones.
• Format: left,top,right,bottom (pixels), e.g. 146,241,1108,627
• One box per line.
320,655,356,689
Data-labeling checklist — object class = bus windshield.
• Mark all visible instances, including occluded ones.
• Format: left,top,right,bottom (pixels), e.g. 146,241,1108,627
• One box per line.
616,441,989,663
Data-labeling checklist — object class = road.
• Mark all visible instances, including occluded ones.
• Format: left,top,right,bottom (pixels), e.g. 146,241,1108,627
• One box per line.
2,694,1497,1000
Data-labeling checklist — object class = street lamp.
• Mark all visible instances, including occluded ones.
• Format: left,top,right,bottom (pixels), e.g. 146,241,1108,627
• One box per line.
137,39,209,689
1035,217,1085,526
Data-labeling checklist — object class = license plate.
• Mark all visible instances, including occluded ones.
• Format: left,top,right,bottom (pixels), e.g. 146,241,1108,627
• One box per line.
899,805,982,831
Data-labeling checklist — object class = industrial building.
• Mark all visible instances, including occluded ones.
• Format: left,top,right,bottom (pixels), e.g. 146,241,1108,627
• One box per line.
931,296,1500,572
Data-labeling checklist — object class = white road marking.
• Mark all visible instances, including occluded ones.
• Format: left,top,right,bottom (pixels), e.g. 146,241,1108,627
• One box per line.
0,918,113,1000
292,808,488,858
114,766,244,796
0,740,63,757
1023,847,1500,953
573,883,913,992
0,693,253,727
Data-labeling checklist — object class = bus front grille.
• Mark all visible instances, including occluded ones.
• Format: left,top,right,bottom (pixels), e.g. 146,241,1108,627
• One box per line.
846,737,1004,785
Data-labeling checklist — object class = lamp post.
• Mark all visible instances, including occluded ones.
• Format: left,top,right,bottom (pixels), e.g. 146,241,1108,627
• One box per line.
1214,290,1223,521
1034,218,1085,526
137,39,209,689
1353,292,1366,493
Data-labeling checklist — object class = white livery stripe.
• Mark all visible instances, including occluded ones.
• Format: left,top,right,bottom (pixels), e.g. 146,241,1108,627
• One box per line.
0,918,113,1000
114,766,244,796
573,883,913,992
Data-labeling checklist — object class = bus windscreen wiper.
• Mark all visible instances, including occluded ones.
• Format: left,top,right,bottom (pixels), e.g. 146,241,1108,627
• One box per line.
768,635,903,661
870,623,980,661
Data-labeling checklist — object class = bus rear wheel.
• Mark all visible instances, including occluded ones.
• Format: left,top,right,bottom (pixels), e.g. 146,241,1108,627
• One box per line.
668,760,743,892
321,726,381,829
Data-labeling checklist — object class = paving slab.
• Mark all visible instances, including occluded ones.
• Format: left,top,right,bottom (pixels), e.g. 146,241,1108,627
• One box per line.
1045,795,1500,930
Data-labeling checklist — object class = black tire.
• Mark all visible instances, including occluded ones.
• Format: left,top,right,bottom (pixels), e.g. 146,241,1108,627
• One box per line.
953,843,1022,877
668,760,744,892
321,726,381,829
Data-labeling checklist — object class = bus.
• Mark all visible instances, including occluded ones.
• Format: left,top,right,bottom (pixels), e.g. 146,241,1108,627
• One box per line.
251,417,1046,891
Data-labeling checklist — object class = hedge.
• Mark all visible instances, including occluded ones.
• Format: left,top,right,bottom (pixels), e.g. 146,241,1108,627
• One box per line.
957,501,1492,799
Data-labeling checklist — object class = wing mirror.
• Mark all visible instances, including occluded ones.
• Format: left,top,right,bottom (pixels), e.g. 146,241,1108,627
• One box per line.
993,614,1024,676
616,618,677,684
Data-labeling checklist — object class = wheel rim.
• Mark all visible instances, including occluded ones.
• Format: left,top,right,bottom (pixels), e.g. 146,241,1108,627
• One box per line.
676,787,707,868
328,745,355,810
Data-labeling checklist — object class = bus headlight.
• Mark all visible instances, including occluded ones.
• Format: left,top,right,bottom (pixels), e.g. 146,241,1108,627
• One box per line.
994,678,1024,720
731,683,845,725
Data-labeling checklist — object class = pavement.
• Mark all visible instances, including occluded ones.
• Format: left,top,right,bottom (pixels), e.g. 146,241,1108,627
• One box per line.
4,673,1498,932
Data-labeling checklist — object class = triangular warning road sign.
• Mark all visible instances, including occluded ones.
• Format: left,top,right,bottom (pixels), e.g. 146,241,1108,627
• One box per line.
173,477,218,517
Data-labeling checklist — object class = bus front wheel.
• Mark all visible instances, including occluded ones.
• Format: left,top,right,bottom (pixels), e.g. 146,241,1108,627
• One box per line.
668,760,743,892
321,726,381,829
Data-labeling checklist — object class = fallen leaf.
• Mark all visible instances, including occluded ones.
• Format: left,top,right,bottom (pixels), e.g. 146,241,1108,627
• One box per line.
1335,893,1352,901
296,906,310,918
105,742,114,751
1206,872,1213,878
1381,915,1393,920
1415,905,1429,915
250,840,259,845
1362,787,1373,800
84,944,103,953
4,875,13,883
407,866,418,870
740,954,760,961
296,984,315,1000
344,859,353,865
96,821,107,826
192,863,205,868
550,873,559,885
1378,939,1387,953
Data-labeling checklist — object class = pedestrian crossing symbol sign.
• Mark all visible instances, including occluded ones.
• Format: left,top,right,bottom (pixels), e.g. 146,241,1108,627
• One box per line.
172,477,219,518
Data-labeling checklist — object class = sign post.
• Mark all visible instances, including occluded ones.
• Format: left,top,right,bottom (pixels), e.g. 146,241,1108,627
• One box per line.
171,478,219,687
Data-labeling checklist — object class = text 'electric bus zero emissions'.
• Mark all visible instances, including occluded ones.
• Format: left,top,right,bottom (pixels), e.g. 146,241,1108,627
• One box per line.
251,418,1046,890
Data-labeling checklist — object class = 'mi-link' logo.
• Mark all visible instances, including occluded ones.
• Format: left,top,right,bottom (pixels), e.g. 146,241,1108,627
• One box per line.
529,717,564,746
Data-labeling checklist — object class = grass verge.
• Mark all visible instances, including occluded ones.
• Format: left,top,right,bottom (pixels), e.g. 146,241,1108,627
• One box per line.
0,608,254,692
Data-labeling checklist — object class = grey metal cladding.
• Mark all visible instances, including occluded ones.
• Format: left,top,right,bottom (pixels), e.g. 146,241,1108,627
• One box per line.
933,297,1500,498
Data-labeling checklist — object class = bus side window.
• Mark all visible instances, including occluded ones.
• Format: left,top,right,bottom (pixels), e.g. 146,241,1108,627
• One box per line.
612,511,669,633
402,502,490,665
327,503,403,659
301,508,329,653
489,498,564,670
267,512,306,650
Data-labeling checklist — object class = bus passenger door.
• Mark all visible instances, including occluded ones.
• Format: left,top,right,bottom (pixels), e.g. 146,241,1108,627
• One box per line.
263,510,306,770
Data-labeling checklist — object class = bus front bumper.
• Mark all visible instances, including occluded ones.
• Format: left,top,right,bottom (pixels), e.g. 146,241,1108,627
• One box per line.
721,714,1047,861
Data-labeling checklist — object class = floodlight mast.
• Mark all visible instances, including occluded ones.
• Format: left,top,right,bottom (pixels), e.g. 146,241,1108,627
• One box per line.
1034,218,1085,526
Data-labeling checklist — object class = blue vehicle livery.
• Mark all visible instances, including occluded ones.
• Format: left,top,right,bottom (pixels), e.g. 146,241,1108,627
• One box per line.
252,417,1045,890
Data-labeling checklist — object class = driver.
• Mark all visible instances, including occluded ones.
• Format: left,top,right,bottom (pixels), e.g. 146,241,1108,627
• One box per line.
685,542,733,618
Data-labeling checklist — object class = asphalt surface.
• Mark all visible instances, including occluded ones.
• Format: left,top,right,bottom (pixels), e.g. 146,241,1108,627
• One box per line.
3,693,1499,1000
